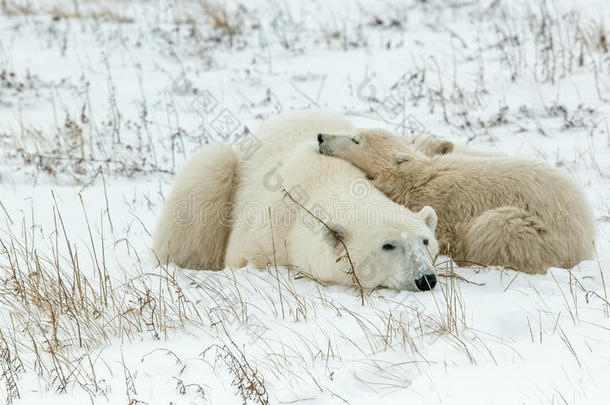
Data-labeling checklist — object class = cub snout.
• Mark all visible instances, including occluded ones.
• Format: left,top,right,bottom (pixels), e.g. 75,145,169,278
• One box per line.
317,133,361,157
317,133,335,156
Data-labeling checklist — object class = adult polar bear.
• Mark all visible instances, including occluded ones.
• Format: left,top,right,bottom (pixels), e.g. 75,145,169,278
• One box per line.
154,110,440,291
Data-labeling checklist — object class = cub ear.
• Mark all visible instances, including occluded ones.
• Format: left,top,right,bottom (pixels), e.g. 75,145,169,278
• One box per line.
433,141,454,155
417,206,438,232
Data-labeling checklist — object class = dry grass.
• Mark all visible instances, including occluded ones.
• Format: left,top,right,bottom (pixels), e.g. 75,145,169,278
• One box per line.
196,0,243,37
1,0,133,22
0,185,607,401
1,0,609,401
0,225,202,398
0,191,486,401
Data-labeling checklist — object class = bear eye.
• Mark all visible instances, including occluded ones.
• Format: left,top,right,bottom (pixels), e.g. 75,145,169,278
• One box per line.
351,137,360,145
423,239,429,246
382,243,395,251
394,155,409,164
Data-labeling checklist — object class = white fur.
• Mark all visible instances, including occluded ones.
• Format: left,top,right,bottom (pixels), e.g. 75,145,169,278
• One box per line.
153,144,237,270
409,134,505,158
321,129,596,274
153,110,440,291
223,110,440,290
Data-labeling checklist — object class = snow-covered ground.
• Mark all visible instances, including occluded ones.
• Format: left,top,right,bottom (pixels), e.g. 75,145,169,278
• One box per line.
1,0,609,403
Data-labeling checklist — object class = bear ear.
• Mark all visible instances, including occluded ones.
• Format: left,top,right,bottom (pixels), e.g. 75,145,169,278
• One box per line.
434,141,454,155
417,206,438,232
323,223,348,248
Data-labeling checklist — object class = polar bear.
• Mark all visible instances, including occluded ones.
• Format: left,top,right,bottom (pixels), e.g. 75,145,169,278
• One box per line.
154,110,440,291
318,129,596,274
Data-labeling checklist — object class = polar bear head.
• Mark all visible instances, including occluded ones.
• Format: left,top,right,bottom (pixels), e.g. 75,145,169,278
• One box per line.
317,129,431,182
330,205,439,291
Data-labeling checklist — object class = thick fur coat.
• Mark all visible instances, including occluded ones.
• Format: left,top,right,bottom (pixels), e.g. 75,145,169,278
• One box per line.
319,129,596,274
154,110,440,291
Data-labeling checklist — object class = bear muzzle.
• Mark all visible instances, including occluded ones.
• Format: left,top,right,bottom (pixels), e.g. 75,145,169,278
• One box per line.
415,273,437,291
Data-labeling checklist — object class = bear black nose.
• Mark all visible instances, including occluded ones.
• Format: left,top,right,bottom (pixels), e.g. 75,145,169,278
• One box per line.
317,133,324,144
415,274,437,291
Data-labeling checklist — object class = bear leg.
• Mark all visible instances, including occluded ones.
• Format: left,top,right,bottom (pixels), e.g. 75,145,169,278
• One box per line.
457,206,562,274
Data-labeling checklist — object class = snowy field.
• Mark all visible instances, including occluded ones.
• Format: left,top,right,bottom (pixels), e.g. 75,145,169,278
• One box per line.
1,0,609,403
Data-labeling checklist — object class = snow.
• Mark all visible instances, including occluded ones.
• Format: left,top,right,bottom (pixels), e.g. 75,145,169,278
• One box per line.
0,0,609,403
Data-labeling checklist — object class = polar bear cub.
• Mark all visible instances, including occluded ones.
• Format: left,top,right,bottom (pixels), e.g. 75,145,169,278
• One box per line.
154,110,441,291
318,129,595,274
